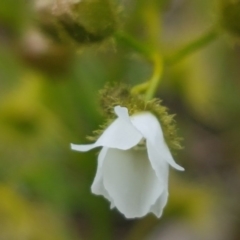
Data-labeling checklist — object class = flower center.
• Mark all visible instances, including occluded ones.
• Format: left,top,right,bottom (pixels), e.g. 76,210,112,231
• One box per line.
133,138,146,151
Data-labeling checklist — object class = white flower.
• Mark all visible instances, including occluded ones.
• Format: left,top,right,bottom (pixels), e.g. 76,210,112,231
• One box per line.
71,106,184,218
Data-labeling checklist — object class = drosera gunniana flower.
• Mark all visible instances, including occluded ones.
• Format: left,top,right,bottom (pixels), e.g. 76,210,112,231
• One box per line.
71,84,184,219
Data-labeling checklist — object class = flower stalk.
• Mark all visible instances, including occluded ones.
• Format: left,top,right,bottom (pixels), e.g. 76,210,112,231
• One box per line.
115,26,219,100
144,53,163,101
114,31,153,60
115,32,163,100
165,27,219,65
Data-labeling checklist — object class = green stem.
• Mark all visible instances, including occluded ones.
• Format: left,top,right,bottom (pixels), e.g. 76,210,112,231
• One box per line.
166,27,219,65
144,53,163,101
114,31,153,60
115,26,219,100
114,32,163,99
131,82,149,94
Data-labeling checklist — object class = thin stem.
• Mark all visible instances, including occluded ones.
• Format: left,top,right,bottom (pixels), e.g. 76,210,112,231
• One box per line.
114,26,219,100
115,31,162,99
114,31,153,60
144,53,163,101
166,27,219,65
131,82,149,94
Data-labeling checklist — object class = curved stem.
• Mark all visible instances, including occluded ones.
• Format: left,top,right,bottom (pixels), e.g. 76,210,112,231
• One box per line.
115,26,219,100
166,27,219,65
114,31,153,60
131,82,149,94
115,31,163,99
144,53,163,101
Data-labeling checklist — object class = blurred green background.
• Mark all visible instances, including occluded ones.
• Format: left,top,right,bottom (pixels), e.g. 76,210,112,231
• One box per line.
0,0,240,239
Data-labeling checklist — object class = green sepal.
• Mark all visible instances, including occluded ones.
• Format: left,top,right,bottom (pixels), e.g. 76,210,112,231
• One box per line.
87,84,182,153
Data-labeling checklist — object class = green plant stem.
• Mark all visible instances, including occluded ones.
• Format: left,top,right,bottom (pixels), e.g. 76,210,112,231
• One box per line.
131,82,149,94
115,27,219,100
131,54,163,100
114,32,163,99
114,31,153,60
166,27,219,65
144,53,163,100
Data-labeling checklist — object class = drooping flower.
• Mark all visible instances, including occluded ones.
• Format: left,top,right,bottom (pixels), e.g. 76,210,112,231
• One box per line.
71,105,184,218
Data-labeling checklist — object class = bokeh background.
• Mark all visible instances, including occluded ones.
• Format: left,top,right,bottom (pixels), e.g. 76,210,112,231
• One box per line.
0,0,240,239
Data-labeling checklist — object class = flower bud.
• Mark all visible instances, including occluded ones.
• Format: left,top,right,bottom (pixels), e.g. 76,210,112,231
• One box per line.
220,0,240,37
35,0,118,45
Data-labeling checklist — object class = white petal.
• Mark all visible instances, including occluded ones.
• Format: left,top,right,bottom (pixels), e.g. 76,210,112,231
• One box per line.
71,106,142,152
146,141,169,218
131,112,184,171
114,106,131,122
71,143,97,152
147,141,169,181
91,147,108,195
150,189,169,218
102,148,164,218
91,147,114,204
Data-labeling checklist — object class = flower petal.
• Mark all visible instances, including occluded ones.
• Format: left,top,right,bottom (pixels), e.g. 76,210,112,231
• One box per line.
71,143,97,152
131,112,184,171
91,147,108,195
146,141,169,218
150,188,169,218
91,147,115,206
147,141,169,181
114,105,131,122
102,148,164,218
71,106,142,152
